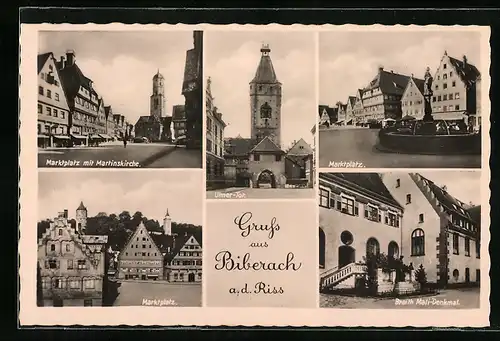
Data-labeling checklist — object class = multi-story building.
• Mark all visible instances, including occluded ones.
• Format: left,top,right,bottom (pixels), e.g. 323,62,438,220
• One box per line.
401,75,425,119
345,96,356,125
181,31,203,149
96,98,107,135
206,77,227,186
430,51,481,122
335,102,347,125
57,50,102,146
353,89,364,124
473,75,482,131
318,105,332,126
172,104,187,140
165,234,203,283
284,138,314,188
113,114,127,140
37,205,108,307
37,52,71,148
319,172,480,292
382,173,480,286
104,106,115,138
358,66,410,123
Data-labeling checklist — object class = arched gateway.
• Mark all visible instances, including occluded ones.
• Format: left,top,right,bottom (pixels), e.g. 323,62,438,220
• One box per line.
257,169,277,188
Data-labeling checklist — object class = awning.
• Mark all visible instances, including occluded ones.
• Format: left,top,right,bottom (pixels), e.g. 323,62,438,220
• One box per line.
99,134,112,139
346,119,353,124
90,134,102,139
70,133,87,139
53,135,70,140
336,120,344,124
37,134,49,139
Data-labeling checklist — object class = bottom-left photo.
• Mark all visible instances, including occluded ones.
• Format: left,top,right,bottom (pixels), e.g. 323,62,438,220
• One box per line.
37,170,203,307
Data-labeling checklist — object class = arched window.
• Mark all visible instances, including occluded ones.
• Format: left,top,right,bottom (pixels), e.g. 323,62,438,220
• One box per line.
366,238,380,257
452,269,459,280
411,229,425,256
260,102,272,119
388,241,399,259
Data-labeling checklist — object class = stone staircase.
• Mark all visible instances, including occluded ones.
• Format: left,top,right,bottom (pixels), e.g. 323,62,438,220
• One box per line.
320,262,367,292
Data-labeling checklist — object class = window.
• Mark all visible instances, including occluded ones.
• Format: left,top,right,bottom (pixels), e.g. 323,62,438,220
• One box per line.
340,196,355,215
55,93,60,101
396,179,400,187
419,213,424,223
65,244,71,252
443,63,447,69
67,259,73,269
254,154,260,161
58,229,63,236
453,233,459,254
453,269,459,280
38,104,43,114
46,107,51,116
455,92,460,99
443,94,447,100
84,278,95,289
437,95,441,101
275,155,281,162
143,244,146,249
411,229,425,256
476,241,480,258
366,238,380,257
39,86,44,95
50,244,56,251
84,299,93,307
386,211,399,227
364,205,380,222
443,83,448,89
452,81,456,87
77,260,86,269
443,74,447,80
49,259,57,269
465,237,470,257
319,188,329,208
406,194,412,204
47,90,52,98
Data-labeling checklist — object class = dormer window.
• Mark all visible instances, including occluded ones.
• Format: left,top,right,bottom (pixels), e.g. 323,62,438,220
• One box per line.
396,179,400,188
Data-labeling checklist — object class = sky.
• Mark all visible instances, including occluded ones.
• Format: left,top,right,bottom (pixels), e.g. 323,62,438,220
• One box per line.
39,30,194,125
38,171,203,226
205,31,316,149
319,30,481,106
419,171,481,206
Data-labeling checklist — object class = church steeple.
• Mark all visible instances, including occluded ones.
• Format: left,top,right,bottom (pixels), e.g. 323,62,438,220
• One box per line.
251,43,279,84
163,209,172,235
150,70,166,118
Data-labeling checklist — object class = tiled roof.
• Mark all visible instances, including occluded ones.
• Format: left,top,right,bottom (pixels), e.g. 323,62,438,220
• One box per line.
104,106,112,115
448,55,481,88
161,116,172,125
225,137,257,156
418,174,473,220
58,62,99,98
37,52,52,74
165,233,202,262
411,77,426,96
286,138,313,156
172,105,186,120
467,205,481,226
347,96,357,107
135,115,161,125
250,136,284,153
365,69,410,96
150,233,174,254
321,173,403,210
77,201,87,210
182,49,200,86
251,53,279,84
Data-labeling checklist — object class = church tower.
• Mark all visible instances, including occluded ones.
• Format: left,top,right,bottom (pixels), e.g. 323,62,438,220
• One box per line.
249,44,282,147
76,201,87,234
162,209,172,235
150,70,166,118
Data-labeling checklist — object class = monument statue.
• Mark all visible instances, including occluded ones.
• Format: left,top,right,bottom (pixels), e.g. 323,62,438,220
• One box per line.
423,67,434,122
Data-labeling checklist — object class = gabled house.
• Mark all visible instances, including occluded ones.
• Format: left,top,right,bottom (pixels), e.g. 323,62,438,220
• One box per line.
165,234,203,283
285,138,314,188
401,75,426,119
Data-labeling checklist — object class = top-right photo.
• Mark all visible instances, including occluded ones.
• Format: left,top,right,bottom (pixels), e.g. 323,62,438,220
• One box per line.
318,29,483,169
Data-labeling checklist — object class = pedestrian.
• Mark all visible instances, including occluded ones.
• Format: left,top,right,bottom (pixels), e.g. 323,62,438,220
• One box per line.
123,138,127,148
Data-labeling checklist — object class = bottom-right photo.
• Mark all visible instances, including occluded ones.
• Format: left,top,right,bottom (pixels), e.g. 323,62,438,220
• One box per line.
318,171,482,309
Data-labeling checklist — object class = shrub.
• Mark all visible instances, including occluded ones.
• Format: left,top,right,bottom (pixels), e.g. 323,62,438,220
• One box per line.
415,264,428,290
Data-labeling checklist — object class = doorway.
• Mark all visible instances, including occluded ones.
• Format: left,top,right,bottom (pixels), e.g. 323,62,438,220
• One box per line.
257,170,276,188
338,245,355,269
188,273,195,282
465,268,470,283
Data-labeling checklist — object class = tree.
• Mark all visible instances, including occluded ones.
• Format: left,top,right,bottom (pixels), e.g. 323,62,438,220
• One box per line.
415,264,428,290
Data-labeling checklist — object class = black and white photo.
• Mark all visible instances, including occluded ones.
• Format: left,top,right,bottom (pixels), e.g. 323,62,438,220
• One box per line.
205,31,316,199
319,171,481,309
318,30,482,168
37,171,203,307
37,30,203,168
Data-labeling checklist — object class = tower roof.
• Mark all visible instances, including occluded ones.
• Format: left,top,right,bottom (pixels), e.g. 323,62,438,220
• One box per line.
77,201,87,211
165,209,170,217
153,69,164,79
251,44,279,84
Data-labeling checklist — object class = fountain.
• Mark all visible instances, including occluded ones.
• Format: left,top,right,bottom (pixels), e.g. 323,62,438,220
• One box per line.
377,67,481,155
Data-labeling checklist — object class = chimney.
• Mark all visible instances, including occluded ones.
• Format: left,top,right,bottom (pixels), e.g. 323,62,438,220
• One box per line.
378,65,384,73
64,209,68,218
59,56,65,69
66,49,75,66
391,70,394,73
463,55,468,66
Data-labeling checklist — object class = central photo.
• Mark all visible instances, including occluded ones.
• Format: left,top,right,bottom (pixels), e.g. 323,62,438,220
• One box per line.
205,30,317,200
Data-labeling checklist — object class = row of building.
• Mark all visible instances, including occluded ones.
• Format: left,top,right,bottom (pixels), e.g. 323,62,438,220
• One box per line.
37,51,132,148
319,51,482,130
319,172,481,292
37,203,202,307
206,44,314,190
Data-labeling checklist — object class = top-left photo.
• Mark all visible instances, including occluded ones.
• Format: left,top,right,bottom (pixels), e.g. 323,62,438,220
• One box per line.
37,30,203,169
